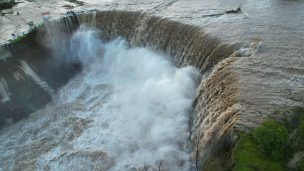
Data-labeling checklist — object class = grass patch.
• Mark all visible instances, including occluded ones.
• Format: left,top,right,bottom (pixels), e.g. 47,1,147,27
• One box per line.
10,34,26,44
10,28,36,44
233,131,285,171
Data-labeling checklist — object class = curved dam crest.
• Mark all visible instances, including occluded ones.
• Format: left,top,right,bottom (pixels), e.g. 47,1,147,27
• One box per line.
0,11,238,170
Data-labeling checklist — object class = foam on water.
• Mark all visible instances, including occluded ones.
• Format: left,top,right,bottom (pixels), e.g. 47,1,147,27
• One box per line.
0,26,200,171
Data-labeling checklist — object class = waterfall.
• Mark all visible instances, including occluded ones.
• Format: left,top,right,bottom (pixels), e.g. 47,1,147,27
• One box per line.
0,27,201,171
19,60,54,96
63,11,80,33
77,11,237,170
0,44,14,61
0,11,238,170
0,77,10,103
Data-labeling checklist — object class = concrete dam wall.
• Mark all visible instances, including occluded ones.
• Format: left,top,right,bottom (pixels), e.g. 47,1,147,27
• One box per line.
0,11,239,170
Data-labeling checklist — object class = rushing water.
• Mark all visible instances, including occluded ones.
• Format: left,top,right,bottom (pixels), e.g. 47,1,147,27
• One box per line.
0,26,200,171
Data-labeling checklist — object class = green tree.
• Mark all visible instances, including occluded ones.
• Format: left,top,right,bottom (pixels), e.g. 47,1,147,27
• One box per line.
252,120,288,160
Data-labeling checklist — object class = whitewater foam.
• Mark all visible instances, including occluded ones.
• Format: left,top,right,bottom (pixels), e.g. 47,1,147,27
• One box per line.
0,26,200,171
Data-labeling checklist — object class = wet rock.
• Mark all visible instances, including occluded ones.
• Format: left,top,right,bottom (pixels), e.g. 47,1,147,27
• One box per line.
225,7,242,14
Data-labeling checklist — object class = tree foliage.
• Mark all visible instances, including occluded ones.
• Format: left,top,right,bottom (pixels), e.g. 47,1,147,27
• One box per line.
0,0,16,9
252,120,288,160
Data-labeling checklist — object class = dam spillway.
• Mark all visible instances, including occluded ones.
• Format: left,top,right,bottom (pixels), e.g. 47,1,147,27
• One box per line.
1,0,304,170
0,11,237,170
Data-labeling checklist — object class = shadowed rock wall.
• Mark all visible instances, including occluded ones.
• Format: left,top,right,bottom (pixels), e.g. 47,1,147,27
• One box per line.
0,15,80,128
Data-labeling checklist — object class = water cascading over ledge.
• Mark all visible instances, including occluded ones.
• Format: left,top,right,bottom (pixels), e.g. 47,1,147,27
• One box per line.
0,10,238,169
0,15,80,127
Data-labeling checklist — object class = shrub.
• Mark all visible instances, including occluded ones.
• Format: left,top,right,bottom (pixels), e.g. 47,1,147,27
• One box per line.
252,120,288,160
0,0,16,9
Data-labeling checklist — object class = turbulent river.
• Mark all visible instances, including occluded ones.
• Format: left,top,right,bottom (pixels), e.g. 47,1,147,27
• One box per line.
0,26,200,171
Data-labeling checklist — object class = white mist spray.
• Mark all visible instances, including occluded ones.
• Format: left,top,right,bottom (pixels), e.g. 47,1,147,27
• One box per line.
0,26,200,171
57,26,200,170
